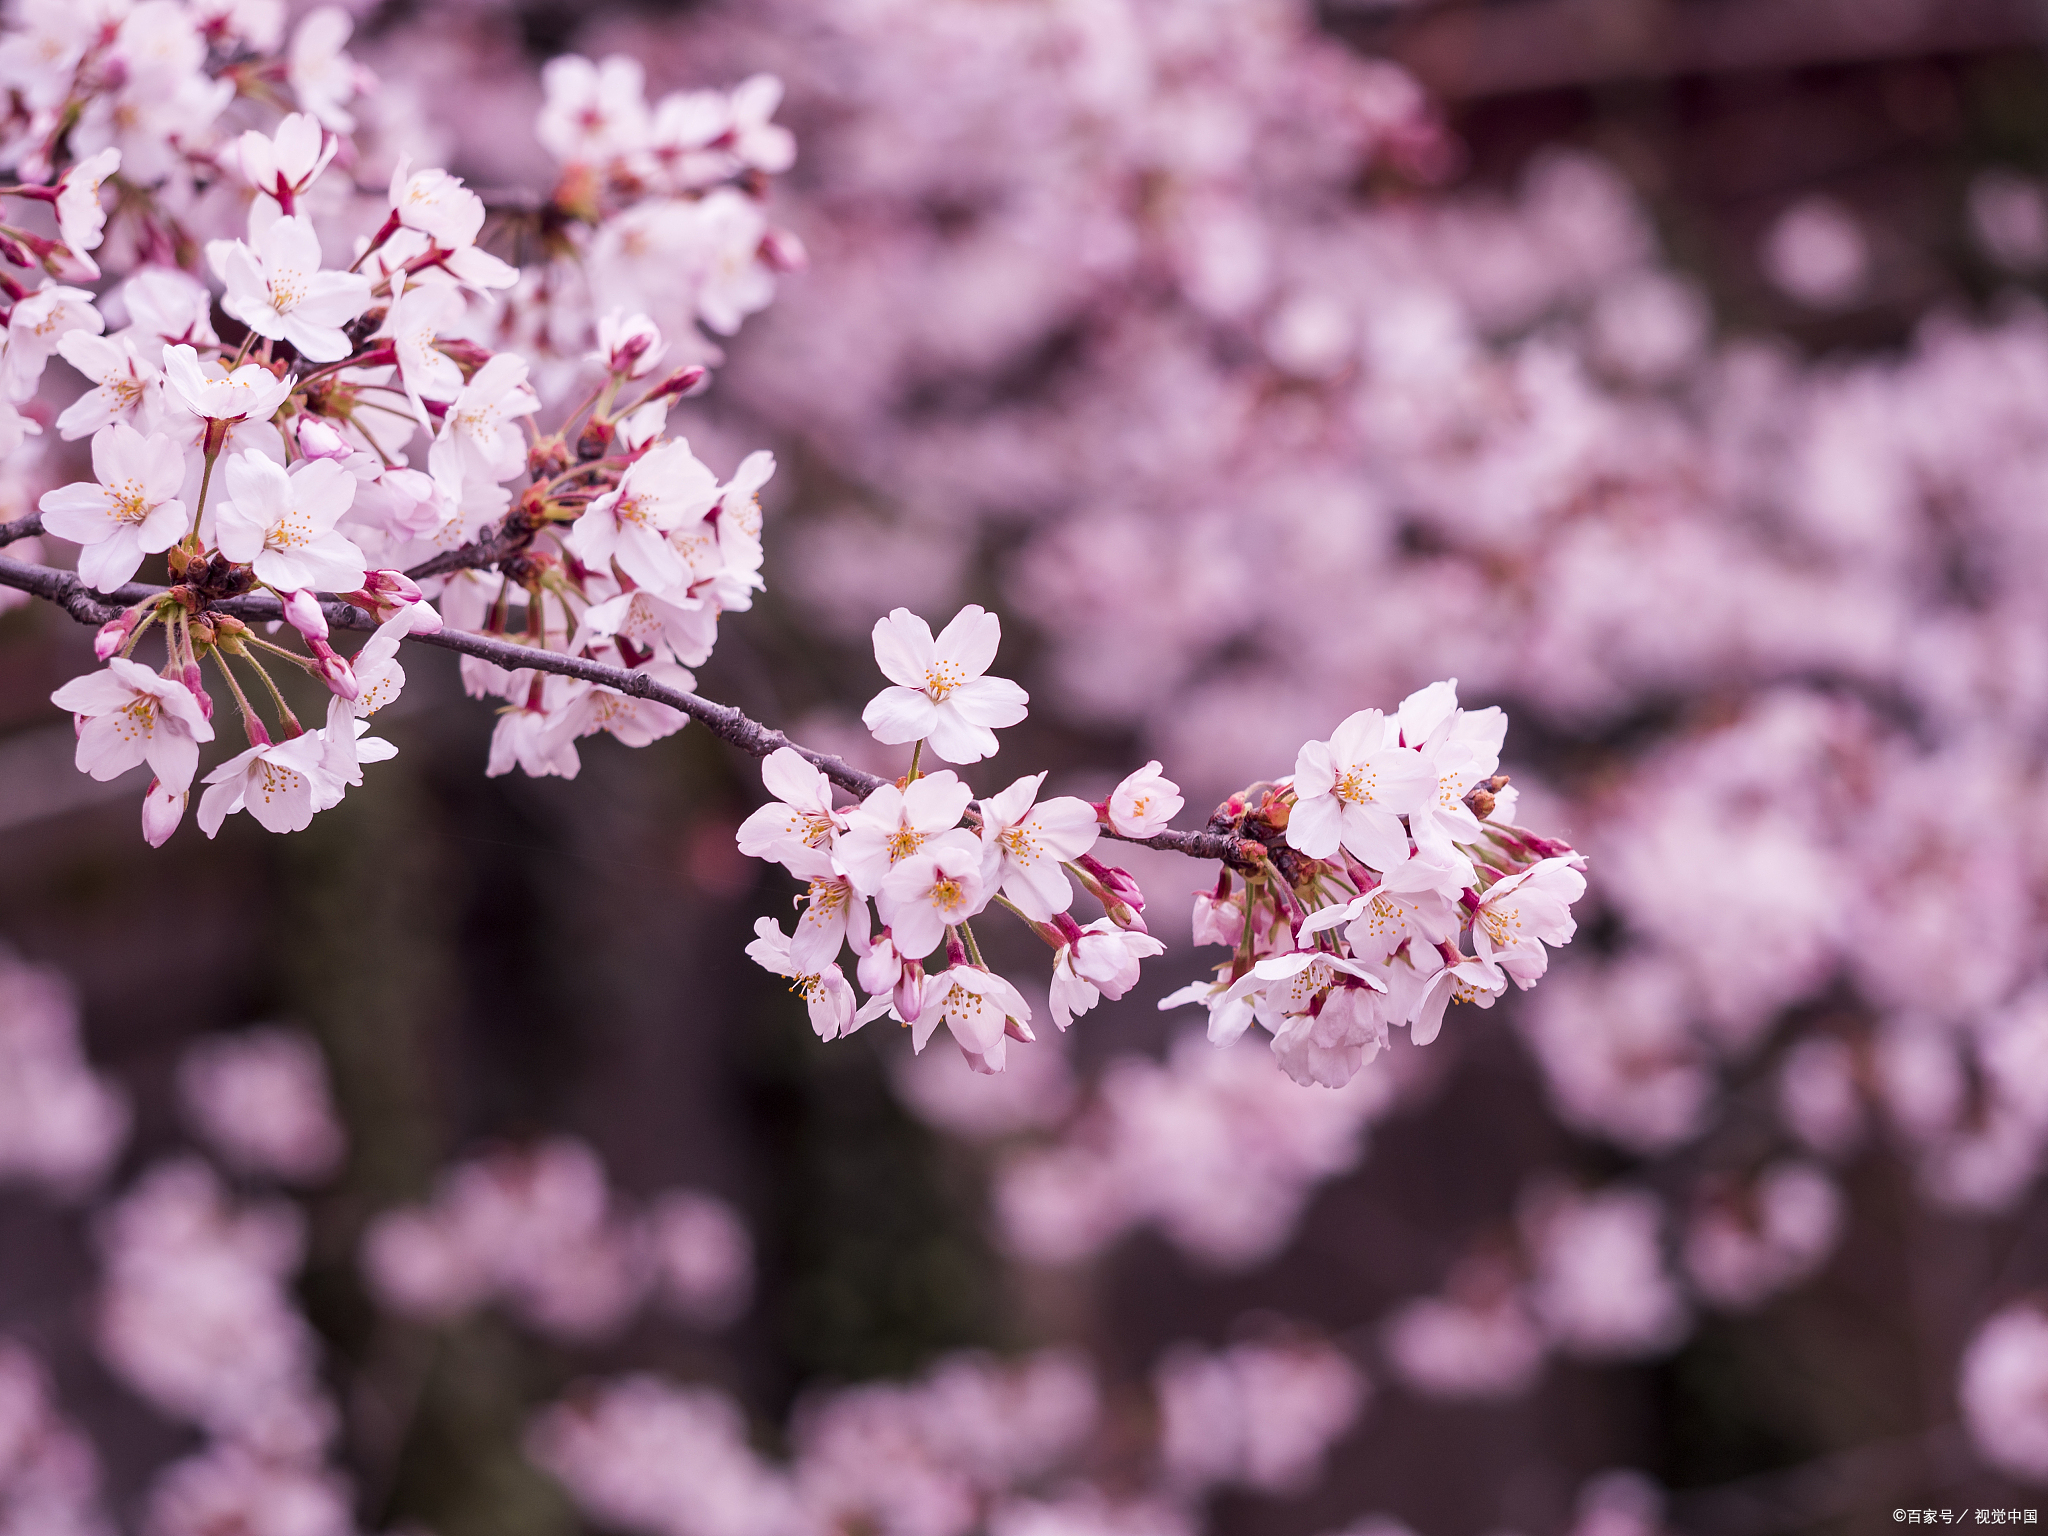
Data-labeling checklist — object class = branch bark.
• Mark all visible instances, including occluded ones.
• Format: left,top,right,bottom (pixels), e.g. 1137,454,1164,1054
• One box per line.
0,513,42,547
0,554,1259,868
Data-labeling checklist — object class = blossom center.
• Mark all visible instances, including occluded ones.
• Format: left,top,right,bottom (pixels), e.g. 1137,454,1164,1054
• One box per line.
923,661,965,701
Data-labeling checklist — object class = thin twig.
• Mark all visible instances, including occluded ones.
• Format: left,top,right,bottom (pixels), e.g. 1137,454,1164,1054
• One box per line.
0,554,1263,867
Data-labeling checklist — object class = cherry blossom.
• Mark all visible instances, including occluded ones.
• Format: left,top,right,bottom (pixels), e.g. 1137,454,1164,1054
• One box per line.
54,330,163,438
1287,709,1433,871
1106,761,1184,839
36,422,187,590
746,918,860,1041
1049,919,1166,1030
429,352,540,498
232,112,333,210
2,282,101,400
917,964,1033,1074
862,605,1030,764
213,452,366,593
50,656,214,795
53,145,119,269
1471,857,1589,989
735,746,846,868
209,212,371,363
879,840,990,961
835,772,976,895
160,344,293,425
978,772,1101,921
196,732,339,837
566,437,721,589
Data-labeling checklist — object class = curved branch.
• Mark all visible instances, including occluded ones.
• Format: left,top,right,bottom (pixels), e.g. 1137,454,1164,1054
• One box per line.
0,513,42,547
0,554,1259,867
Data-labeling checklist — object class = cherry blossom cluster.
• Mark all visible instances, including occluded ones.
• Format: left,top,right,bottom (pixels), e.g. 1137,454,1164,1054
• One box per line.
531,1337,1365,1536
737,607,1585,1081
363,1136,754,1340
0,15,797,847
1161,680,1585,1088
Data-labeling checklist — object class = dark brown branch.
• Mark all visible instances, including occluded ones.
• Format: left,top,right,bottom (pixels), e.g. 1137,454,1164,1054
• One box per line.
0,555,1257,867
0,513,42,547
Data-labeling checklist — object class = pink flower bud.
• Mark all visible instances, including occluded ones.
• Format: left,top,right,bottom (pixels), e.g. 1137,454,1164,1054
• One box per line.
649,364,709,401
761,227,808,273
598,312,666,378
282,589,329,641
293,414,352,461
94,608,141,660
180,662,213,720
894,961,924,1024
310,639,361,700
141,778,186,847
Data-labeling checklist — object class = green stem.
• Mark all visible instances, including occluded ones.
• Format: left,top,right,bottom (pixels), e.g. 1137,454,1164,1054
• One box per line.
907,739,924,781
237,647,301,736
960,919,986,969
209,647,268,744
188,441,221,540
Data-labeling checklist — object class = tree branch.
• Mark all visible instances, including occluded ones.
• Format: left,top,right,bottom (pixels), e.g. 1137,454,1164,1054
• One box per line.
0,513,42,547
0,555,1261,868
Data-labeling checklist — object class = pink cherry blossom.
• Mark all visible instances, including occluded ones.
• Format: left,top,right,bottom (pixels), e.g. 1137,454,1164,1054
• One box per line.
208,213,371,363
37,422,187,590
978,772,1100,921
214,451,366,593
862,605,1029,765
50,655,214,792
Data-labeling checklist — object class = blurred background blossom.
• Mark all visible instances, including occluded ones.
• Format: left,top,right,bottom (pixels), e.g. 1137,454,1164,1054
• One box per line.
9,0,2048,1532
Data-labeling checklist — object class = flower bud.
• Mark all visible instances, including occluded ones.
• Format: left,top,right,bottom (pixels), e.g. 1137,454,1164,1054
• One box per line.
310,639,360,700
760,227,808,273
180,662,213,720
293,414,352,461
282,588,329,641
94,606,145,660
648,364,709,401
598,311,666,379
141,778,186,847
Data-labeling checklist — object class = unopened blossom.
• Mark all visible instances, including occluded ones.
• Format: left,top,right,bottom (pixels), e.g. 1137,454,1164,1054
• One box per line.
856,931,924,1025
1050,919,1166,1030
597,310,666,378
736,746,846,868
429,352,540,496
1106,760,1184,838
54,146,120,267
37,422,187,590
233,112,334,207
161,343,292,424
917,964,1033,1074
567,437,721,590
2,283,101,400
1287,708,1433,871
879,840,990,960
862,605,1029,764
196,732,338,837
51,656,214,795
54,330,163,438
747,917,859,1041
979,772,1100,921
215,451,366,592
835,771,975,895
210,212,372,362
1472,856,1588,988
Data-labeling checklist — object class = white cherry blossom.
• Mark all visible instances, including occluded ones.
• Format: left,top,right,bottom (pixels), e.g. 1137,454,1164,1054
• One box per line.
784,847,867,973
537,54,651,167
38,423,187,590
746,917,859,1041
735,747,846,868
233,113,333,207
1049,919,1166,1031
862,605,1029,765
3,283,101,400
54,147,120,270
287,6,364,132
196,732,338,837
209,213,371,363
429,353,539,497
161,344,293,424
1287,708,1433,871
1106,761,1184,839
978,772,1100,921
835,772,975,895
50,656,214,794
55,330,163,438
878,840,989,961
214,451,365,592
915,965,1032,1074
568,437,720,590
1472,857,1588,989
